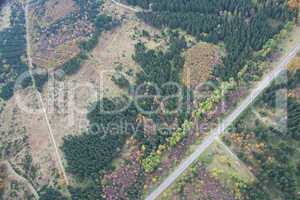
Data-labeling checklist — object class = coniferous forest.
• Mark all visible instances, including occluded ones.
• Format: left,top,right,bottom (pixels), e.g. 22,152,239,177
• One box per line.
127,0,297,79
224,69,300,200
0,2,27,100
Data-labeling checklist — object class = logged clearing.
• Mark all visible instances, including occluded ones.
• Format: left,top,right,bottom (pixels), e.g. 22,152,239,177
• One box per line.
0,2,11,31
182,42,220,88
44,0,77,26
30,0,93,69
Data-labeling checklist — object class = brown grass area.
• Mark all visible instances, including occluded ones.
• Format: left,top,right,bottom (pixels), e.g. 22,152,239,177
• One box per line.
41,73,94,148
0,88,59,190
79,0,167,97
44,0,77,26
32,40,80,69
182,42,220,88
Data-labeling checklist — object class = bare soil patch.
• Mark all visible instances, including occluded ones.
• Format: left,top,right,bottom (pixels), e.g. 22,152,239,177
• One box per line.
29,0,93,69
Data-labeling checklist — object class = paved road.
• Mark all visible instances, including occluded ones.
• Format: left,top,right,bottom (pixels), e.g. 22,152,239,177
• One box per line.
145,43,300,200
24,1,69,185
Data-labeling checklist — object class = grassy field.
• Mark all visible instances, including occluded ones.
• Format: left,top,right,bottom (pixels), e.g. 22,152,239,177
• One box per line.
204,141,255,184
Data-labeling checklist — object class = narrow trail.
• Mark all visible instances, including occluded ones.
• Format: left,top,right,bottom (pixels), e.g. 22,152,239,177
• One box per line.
111,0,141,12
24,0,69,186
1,161,39,199
216,139,255,180
146,42,300,200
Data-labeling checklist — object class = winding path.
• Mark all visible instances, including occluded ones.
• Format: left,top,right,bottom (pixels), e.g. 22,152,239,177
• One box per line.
1,161,39,199
111,0,141,12
145,43,300,200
